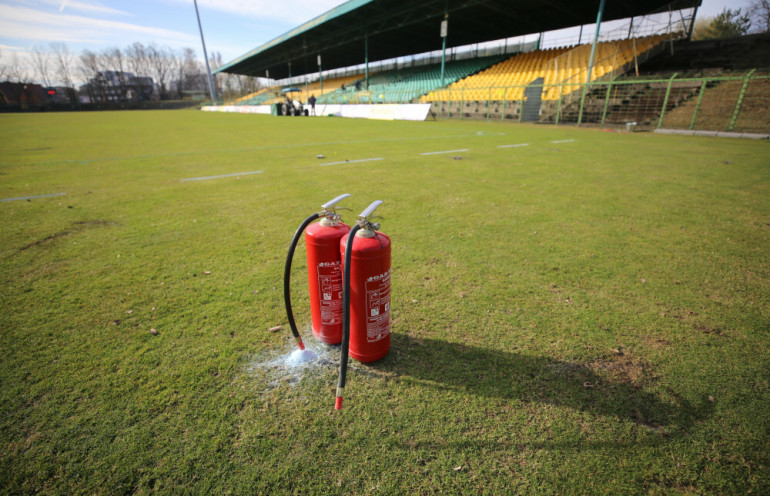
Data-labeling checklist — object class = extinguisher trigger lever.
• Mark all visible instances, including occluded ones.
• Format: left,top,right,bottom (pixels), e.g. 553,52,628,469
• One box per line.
356,200,383,234
358,200,383,221
320,193,351,212
319,194,352,224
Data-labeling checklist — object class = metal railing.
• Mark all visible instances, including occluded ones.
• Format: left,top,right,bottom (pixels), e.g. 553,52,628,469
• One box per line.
422,71,770,134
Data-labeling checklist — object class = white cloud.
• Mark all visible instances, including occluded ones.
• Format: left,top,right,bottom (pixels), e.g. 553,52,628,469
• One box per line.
183,0,344,25
0,4,196,46
52,0,132,16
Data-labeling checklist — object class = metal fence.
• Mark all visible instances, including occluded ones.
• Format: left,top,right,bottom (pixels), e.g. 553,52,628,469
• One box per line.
425,70,770,134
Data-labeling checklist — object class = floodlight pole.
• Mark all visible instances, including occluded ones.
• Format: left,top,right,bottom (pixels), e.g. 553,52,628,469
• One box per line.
318,55,323,93
193,0,218,105
440,15,448,87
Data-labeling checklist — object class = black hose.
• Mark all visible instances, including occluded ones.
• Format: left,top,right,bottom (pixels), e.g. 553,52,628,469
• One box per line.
335,224,362,410
284,212,320,350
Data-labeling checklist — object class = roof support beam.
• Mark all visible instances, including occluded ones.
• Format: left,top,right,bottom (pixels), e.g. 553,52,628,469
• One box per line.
578,0,606,125
586,0,606,85
365,33,370,88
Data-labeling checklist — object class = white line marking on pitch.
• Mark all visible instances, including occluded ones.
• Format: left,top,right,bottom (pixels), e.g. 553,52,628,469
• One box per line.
0,192,66,203
181,170,263,182
420,149,469,155
498,143,529,148
319,157,384,166
550,139,575,143
6,132,511,168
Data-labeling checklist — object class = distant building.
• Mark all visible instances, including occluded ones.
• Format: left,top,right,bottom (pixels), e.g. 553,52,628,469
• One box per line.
80,71,156,104
0,82,47,107
44,86,75,104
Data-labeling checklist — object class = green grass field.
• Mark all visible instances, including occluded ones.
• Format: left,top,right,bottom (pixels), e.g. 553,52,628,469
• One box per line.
1,110,768,494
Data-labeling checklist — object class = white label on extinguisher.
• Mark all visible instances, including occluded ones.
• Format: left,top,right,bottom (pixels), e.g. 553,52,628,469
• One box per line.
317,261,343,325
365,269,391,342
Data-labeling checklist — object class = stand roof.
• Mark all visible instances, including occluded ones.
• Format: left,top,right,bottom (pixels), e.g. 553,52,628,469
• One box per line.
215,0,701,79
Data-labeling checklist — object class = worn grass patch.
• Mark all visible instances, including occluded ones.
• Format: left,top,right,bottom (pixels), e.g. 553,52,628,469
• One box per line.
1,110,769,494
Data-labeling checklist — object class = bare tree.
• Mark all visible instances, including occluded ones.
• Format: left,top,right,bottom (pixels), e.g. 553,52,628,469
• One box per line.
216,73,230,101
125,42,152,100
173,47,205,99
125,42,146,75
208,51,224,99
208,51,257,102
236,75,246,97
79,49,103,102
8,52,32,83
147,44,171,99
51,43,77,103
30,45,53,87
168,48,183,98
748,0,770,33
104,47,129,101
0,48,8,81
240,75,260,96
209,51,222,69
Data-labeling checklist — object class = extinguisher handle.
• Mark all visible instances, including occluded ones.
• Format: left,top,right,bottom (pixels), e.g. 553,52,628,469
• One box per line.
358,200,383,220
321,193,351,211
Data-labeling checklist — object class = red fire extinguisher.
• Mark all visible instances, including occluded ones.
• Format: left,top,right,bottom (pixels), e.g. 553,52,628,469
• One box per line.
336,200,391,410
284,194,351,350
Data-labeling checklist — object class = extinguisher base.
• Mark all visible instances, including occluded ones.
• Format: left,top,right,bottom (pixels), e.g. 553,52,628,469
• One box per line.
349,337,390,363
312,329,342,345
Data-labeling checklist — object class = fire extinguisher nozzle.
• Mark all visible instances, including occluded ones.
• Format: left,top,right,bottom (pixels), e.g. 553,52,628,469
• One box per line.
334,396,343,410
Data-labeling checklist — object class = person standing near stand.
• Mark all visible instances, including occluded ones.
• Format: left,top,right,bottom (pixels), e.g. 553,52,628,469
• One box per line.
308,94,317,116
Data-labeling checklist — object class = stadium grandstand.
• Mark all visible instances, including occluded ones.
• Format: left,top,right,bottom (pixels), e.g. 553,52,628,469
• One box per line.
210,0,770,134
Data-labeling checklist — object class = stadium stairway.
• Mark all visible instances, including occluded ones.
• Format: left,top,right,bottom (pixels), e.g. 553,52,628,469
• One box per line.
662,75,770,132
543,78,703,127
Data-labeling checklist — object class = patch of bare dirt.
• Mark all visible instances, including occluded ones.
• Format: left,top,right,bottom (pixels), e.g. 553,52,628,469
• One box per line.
586,353,656,389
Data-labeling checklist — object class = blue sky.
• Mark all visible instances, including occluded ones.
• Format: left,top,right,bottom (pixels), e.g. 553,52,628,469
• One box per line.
0,0,753,82
0,0,341,69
